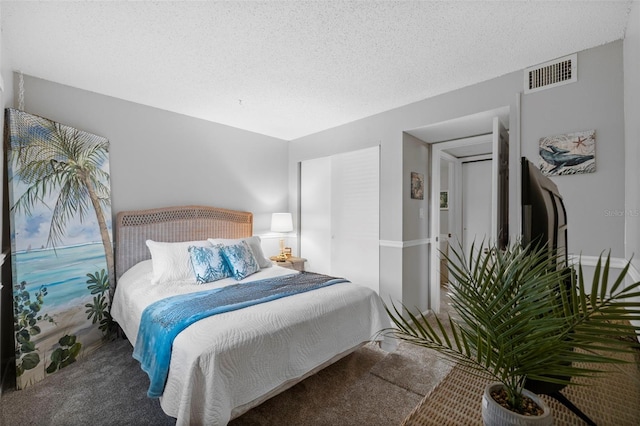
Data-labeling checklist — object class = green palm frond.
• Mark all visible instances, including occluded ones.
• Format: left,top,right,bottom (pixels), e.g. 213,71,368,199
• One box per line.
385,240,640,411
8,111,111,249
7,108,116,303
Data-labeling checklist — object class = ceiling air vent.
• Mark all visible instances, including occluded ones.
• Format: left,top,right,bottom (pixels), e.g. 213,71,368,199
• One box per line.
524,53,577,94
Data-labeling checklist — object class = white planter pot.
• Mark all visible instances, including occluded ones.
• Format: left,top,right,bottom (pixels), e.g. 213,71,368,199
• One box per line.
482,382,553,426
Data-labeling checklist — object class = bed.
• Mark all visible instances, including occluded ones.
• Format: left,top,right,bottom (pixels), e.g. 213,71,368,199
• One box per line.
110,205,391,425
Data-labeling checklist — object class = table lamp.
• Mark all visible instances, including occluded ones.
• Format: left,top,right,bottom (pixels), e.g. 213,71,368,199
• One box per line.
271,212,293,261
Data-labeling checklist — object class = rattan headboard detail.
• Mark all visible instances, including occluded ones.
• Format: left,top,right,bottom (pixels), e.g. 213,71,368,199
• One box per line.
115,205,253,281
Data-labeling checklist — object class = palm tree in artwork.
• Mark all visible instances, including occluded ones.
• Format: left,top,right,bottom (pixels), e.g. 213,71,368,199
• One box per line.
7,110,114,296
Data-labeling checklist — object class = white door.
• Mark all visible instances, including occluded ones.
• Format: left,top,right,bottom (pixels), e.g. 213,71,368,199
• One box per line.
493,117,509,248
439,157,455,286
300,147,380,293
462,159,492,258
493,117,510,249
330,148,379,291
300,157,332,275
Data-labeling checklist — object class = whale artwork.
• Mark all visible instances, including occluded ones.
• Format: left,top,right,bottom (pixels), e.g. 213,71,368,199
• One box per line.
538,130,596,176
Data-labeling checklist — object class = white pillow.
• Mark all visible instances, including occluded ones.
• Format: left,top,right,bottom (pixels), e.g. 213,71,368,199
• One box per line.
208,236,272,269
145,239,212,284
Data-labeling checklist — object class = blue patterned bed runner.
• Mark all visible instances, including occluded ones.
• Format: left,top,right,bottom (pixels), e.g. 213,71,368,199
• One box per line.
133,272,349,397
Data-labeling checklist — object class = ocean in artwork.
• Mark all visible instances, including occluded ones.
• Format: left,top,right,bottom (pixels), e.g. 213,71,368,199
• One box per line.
14,243,107,309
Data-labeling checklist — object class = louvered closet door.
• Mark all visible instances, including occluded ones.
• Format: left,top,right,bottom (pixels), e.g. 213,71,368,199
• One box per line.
300,156,332,276
301,146,380,294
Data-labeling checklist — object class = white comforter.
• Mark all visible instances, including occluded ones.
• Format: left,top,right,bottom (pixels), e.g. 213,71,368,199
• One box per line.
111,261,390,425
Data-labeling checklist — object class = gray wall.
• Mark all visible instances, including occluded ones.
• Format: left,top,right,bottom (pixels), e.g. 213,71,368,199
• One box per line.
7,75,290,235
623,2,640,336
290,71,522,307
402,133,429,313
290,40,627,309
624,1,640,278
521,41,625,257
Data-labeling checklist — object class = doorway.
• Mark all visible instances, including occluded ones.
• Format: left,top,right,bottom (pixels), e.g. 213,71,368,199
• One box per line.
430,117,508,313
435,138,494,292
407,106,512,313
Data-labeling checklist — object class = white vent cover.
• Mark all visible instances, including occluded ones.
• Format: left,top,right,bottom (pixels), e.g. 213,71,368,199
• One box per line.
524,54,577,94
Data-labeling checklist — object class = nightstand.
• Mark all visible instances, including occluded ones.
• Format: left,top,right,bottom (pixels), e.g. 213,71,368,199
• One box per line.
270,256,307,271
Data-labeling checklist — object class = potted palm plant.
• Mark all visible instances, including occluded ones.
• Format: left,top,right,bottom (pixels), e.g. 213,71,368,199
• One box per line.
386,241,640,425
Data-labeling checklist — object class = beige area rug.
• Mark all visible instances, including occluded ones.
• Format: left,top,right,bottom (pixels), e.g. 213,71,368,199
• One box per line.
230,342,453,426
402,349,640,426
370,341,453,397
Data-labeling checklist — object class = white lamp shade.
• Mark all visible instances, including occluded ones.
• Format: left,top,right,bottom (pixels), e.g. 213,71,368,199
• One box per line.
271,213,293,233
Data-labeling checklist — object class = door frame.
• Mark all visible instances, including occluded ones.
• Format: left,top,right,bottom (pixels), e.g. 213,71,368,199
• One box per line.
430,134,495,312
405,103,518,314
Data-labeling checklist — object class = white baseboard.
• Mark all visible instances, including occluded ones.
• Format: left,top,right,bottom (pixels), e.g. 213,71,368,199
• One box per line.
379,239,431,248
568,254,640,282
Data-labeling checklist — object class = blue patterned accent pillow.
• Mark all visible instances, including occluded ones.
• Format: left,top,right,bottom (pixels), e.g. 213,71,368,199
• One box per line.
221,240,260,280
188,245,232,284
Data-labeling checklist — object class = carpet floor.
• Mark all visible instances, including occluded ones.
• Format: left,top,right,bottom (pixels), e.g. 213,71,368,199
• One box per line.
0,337,449,426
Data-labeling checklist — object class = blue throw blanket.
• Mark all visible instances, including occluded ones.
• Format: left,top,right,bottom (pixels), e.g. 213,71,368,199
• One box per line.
133,272,349,397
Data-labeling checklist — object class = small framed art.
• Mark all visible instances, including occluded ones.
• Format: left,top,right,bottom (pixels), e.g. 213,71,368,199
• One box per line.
411,172,424,200
440,191,449,209
539,130,596,176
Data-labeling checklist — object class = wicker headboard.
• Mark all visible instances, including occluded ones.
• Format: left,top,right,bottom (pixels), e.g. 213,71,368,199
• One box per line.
115,205,253,281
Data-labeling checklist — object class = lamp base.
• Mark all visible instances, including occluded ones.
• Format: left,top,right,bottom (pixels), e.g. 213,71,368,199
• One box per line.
275,238,288,261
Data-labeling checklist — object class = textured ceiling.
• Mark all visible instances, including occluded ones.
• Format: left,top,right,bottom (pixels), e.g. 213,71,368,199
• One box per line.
1,1,633,140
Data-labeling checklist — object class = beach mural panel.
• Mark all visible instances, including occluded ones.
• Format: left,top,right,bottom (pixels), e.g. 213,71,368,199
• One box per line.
539,130,596,176
5,108,114,389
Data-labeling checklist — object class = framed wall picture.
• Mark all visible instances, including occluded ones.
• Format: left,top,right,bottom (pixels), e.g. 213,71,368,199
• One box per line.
440,191,449,210
410,172,424,200
539,130,596,176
